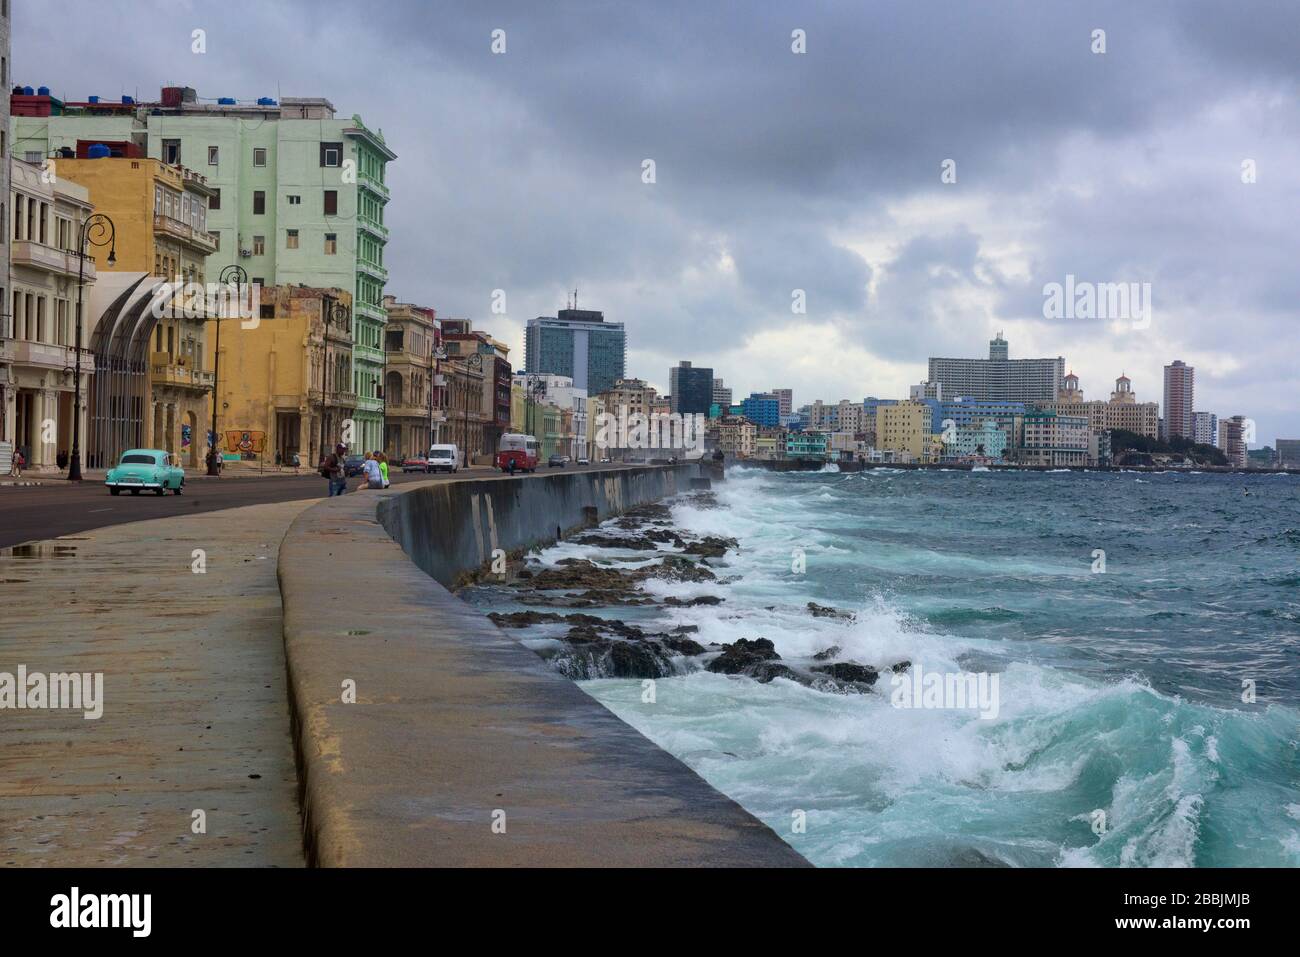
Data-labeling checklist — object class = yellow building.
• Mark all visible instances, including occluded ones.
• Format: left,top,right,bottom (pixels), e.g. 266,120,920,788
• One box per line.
875,400,940,462
1043,372,1159,439
58,157,219,465
215,285,355,467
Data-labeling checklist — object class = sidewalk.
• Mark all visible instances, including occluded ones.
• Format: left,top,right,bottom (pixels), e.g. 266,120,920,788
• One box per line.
0,500,310,866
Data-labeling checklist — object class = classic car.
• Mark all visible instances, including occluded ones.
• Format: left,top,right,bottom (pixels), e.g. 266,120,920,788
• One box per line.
105,449,185,496
402,456,430,473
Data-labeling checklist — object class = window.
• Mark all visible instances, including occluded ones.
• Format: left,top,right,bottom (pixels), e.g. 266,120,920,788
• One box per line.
286,229,299,249
23,150,40,164
207,145,219,166
320,142,342,167
324,233,337,255
253,191,265,215
154,186,163,215
323,190,338,215
209,188,221,211
252,235,265,255
162,139,181,165
253,147,267,167
287,195,301,205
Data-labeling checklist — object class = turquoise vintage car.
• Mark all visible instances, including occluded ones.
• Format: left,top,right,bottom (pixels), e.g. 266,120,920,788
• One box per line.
105,449,185,496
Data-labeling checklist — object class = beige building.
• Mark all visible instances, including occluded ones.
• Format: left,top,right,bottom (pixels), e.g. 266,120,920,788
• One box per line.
1043,372,1159,439
597,377,658,418
215,285,355,467
1218,415,1248,468
875,399,938,462
717,415,757,458
3,159,96,469
382,295,438,459
1020,410,1089,467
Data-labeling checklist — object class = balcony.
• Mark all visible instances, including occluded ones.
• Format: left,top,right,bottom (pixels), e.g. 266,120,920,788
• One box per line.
153,214,219,254
8,340,93,373
325,390,358,408
358,218,390,242
386,401,432,420
11,240,91,279
358,171,391,201
150,353,214,391
356,258,388,283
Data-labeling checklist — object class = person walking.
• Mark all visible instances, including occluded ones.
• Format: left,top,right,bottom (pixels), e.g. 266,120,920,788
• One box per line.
321,443,348,497
360,451,385,490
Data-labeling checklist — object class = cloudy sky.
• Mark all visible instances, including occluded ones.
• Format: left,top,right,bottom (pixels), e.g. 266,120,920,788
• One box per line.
18,1,1300,441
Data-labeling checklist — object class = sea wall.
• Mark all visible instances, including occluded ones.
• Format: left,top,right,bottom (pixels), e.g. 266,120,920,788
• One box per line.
277,466,808,867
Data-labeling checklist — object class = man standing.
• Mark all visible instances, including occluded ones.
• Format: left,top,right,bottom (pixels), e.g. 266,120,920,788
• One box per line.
322,443,349,497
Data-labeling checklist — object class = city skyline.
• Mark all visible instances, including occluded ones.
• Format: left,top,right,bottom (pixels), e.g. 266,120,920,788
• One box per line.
15,0,1297,441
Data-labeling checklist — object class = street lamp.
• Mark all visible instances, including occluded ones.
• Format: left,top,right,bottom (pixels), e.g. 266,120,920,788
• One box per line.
207,264,247,475
429,345,446,449
68,213,116,482
328,300,351,456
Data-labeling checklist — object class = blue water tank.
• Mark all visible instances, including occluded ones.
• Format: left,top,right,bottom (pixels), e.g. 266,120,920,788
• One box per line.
37,86,50,96
21,85,33,95
256,97,277,106
121,95,134,105
217,97,236,105
88,95,100,104
87,144,112,159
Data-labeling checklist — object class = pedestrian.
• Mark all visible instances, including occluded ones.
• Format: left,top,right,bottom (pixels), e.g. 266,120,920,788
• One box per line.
375,451,391,488
360,451,384,490
11,448,25,478
320,443,348,497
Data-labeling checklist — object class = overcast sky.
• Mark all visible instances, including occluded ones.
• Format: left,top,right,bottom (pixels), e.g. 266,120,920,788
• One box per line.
18,1,1300,441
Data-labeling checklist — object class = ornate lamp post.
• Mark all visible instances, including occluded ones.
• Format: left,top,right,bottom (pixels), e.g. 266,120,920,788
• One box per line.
207,264,247,475
429,345,446,449
68,213,116,482
327,299,351,454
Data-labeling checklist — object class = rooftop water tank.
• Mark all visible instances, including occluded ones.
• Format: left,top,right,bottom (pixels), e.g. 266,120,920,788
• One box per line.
217,97,236,105
37,86,50,96
121,95,134,105
88,95,100,104
87,143,112,159
21,86,33,95
256,97,278,106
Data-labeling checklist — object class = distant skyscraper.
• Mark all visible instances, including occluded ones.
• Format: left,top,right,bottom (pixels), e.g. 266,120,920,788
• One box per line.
927,334,1063,403
1162,360,1195,441
668,360,714,415
711,378,732,410
1193,411,1217,447
525,308,626,395
770,389,793,417
1218,415,1247,467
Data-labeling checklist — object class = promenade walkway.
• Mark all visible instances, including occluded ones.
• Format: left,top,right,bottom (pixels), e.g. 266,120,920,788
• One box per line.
0,501,307,866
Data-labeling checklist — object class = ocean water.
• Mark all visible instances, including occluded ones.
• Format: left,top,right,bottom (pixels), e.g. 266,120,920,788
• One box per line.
469,467,1300,867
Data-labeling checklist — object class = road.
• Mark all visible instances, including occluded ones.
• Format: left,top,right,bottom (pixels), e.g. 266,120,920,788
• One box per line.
0,462,647,550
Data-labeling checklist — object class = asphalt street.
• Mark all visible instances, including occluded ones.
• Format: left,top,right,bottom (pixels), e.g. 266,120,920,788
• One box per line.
0,462,645,549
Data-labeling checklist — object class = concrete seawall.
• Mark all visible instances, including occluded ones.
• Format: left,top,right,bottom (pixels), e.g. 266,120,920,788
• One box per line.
278,466,808,867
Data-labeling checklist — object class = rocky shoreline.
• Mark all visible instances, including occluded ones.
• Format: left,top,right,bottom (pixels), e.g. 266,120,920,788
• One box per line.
480,494,911,692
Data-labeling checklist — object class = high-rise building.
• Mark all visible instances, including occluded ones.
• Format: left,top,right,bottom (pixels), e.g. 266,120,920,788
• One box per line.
1193,411,1218,447
927,334,1064,403
382,296,440,458
524,307,625,395
1162,360,1195,441
875,400,939,462
1041,373,1159,439
770,388,793,417
12,85,396,452
668,360,713,415
1276,439,1300,467
741,393,780,427
711,377,732,410
1218,415,1248,467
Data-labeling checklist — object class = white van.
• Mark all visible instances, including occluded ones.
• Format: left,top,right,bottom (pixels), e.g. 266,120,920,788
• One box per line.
428,444,460,473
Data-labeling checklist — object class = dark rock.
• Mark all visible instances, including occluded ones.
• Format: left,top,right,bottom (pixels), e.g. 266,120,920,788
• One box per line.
569,533,659,551
807,601,855,621
663,595,724,607
890,660,912,673
684,535,737,558
708,637,780,675
632,556,717,583
811,661,879,685
488,610,565,628
669,624,700,635
660,635,707,656
812,645,842,661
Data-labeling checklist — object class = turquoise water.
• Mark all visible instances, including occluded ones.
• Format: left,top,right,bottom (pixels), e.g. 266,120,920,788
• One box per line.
477,467,1300,866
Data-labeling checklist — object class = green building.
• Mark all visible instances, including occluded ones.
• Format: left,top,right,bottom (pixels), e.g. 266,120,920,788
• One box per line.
12,87,396,452
785,431,828,460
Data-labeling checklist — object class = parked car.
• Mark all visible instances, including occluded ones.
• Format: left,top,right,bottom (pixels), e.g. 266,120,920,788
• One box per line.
402,456,430,473
343,455,366,477
576,456,591,465
548,454,568,468
428,444,460,473
105,449,185,496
